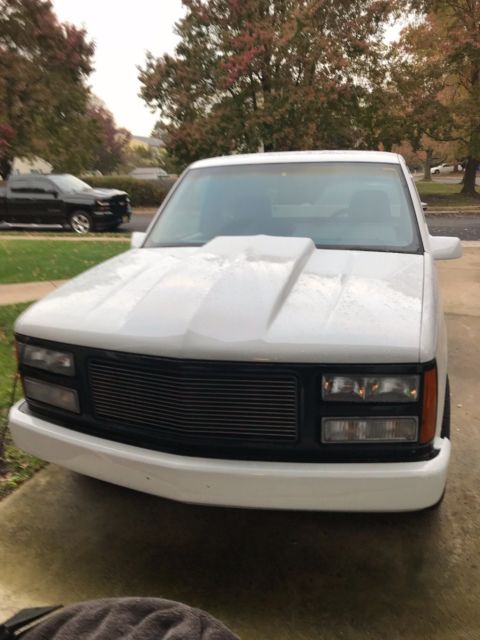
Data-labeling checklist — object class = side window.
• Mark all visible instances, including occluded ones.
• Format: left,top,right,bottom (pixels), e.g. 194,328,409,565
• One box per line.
29,179,47,191
153,175,209,241
10,178,56,198
28,179,48,193
10,180,32,194
28,179,57,198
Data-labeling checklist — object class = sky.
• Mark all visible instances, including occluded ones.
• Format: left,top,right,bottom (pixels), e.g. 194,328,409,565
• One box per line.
52,0,184,137
52,1,403,138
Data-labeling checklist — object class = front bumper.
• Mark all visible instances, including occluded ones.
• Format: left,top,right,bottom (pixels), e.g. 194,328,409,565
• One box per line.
9,400,450,512
93,211,130,225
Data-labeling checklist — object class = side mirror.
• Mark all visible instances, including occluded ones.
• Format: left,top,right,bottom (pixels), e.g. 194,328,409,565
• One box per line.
428,235,462,260
47,190,58,198
130,231,146,249
421,202,428,211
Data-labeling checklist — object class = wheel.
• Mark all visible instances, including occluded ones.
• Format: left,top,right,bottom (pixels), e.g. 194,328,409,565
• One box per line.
441,376,451,439
69,211,93,234
433,170,440,175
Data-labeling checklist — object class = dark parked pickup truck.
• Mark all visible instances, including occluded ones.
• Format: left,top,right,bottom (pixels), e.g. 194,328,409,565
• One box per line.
0,174,131,234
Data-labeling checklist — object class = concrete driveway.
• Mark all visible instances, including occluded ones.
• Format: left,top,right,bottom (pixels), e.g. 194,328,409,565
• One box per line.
1,249,479,640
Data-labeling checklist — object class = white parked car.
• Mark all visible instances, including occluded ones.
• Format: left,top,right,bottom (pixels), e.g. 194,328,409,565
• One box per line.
9,151,462,512
431,162,461,175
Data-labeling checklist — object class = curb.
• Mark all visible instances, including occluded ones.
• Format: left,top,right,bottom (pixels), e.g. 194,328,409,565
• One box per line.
426,210,480,216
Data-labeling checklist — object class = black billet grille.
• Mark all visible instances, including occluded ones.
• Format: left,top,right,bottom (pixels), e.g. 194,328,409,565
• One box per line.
89,359,299,442
109,196,128,214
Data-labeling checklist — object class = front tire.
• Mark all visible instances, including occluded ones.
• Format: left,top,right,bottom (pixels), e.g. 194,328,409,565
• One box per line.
69,211,93,234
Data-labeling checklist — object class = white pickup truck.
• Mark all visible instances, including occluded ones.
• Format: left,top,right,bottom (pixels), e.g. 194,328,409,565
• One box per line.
9,151,462,511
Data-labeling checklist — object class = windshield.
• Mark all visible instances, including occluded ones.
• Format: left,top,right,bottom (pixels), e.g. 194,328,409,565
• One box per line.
49,175,91,193
144,162,421,253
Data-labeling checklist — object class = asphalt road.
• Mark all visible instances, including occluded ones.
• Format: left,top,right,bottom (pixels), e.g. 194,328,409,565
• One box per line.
427,214,480,241
123,211,480,240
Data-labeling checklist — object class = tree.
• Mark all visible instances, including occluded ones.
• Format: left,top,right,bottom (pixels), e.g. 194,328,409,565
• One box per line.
0,0,94,178
147,121,178,173
44,98,131,175
394,1,480,194
139,0,400,170
0,124,14,179
86,103,131,174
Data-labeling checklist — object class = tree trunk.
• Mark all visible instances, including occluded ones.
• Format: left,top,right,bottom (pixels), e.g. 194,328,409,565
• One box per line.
263,137,274,152
0,156,12,180
461,156,478,196
423,148,433,181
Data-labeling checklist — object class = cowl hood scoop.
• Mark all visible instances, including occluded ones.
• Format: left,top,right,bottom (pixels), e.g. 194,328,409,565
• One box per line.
17,235,424,363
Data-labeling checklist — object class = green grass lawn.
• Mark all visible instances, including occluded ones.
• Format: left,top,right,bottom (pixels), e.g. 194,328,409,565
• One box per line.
0,303,45,499
417,180,480,209
0,239,128,284
0,239,128,495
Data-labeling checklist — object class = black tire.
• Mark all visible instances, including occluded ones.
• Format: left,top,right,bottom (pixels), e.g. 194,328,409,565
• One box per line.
69,210,93,234
441,376,451,439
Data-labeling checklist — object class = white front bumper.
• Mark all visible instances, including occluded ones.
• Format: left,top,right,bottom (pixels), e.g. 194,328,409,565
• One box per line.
9,401,450,512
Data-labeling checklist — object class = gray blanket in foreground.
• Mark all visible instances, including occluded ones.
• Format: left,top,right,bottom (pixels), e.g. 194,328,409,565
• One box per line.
21,598,239,640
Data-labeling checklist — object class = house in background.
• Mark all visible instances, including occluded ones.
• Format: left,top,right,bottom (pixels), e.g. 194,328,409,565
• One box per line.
129,135,164,152
11,156,52,175
127,134,168,179
129,167,168,180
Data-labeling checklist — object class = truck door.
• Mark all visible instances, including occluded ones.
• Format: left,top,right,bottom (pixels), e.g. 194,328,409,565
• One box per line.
26,177,64,224
5,178,32,222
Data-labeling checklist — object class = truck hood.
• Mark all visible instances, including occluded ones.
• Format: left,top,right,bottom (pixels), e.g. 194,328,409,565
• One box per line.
16,236,425,363
65,188,127,202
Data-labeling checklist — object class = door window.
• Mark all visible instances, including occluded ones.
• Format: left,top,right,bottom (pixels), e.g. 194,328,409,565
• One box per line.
10,181,31,194
28,179,57,198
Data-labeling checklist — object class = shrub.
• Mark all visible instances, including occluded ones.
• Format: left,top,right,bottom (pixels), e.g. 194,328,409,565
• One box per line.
81,175,177,207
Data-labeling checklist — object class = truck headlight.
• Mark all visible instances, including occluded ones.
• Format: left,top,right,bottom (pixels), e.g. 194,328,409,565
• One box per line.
322,375,419,403
24,378,79,413
21,344,75,376
322,417,418,443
